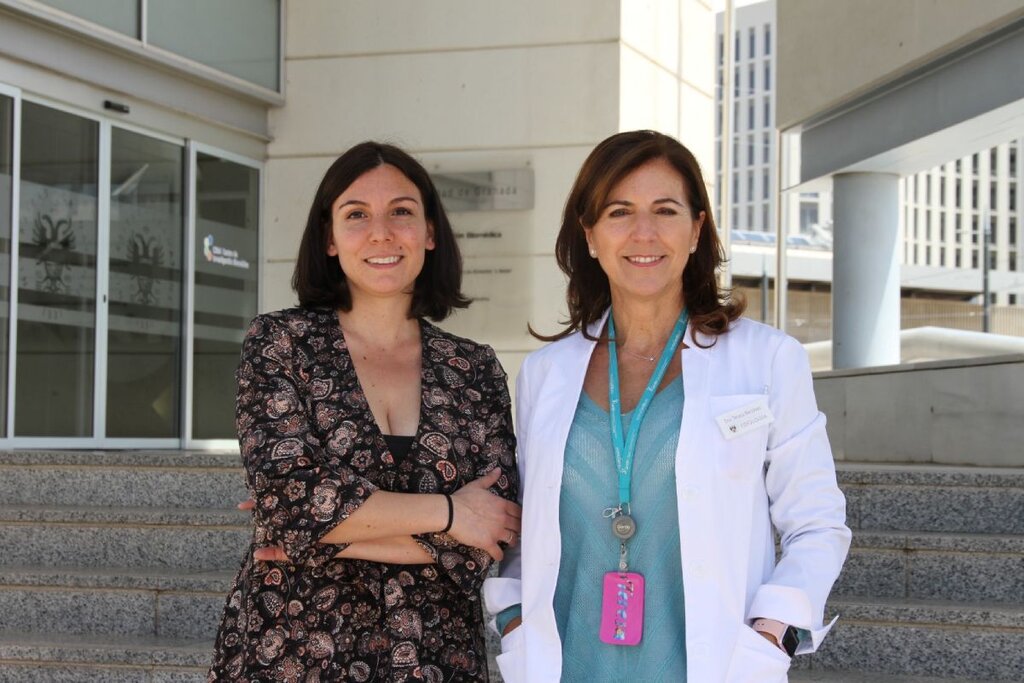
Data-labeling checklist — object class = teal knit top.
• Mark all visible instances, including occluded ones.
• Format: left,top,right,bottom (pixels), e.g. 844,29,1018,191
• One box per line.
553,376,687,682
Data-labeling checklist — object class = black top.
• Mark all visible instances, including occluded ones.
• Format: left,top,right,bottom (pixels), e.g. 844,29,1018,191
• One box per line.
383,434,415,461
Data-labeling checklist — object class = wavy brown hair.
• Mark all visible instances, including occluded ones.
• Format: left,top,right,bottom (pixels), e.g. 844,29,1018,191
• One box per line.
292,141,470,321
533,130,743,344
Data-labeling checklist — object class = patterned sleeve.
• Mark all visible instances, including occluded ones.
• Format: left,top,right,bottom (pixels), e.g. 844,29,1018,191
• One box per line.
414,345,519,595
237,314,378,565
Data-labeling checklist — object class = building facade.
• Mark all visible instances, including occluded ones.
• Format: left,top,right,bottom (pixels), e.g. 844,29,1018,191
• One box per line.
0,0,717,448
718,0,1024,343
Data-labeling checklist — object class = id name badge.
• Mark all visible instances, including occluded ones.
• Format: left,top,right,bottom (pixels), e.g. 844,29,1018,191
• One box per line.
715,398,774,440
599,571,645,646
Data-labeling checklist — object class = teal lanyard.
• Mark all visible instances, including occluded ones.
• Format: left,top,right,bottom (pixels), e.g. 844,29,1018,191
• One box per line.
607,308,689,508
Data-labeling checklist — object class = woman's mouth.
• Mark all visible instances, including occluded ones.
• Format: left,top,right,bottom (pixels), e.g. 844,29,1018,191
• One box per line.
365,255,402,265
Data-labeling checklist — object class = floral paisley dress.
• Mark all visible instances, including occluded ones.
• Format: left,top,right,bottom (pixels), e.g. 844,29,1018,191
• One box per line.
208,307,518,682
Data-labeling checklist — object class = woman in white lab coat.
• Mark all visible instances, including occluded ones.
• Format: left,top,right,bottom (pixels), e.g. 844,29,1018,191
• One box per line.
484,130,850,683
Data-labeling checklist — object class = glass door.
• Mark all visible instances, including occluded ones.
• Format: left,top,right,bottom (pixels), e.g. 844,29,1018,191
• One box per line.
187,145,260,445
0,88,15,437
15,102,99,437
1,93,260,448
106,127,185,439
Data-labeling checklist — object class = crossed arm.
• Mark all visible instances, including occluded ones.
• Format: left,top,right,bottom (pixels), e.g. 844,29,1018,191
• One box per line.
237,315,520,572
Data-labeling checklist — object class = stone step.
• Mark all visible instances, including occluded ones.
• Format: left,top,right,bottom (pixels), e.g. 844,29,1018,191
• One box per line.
0,566,234,642
0,632,208,682
791,671,1014,683
834,530,1024,605
837,463,1024,535
0,452,247,510
0,508,250,571
803,598,1024,681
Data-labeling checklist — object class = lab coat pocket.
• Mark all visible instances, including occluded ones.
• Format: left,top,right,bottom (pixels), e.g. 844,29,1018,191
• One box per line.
709,394,772,481
495,626,525,683
725,624,792,683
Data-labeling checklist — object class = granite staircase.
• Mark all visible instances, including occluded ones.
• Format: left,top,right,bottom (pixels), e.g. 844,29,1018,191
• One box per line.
0,451,249,682
794,463,1024,683
1,453,1021,682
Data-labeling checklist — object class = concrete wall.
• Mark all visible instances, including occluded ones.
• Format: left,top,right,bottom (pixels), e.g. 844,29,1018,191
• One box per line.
265,0,717,383
813,354,1024,467
776,0,1024,130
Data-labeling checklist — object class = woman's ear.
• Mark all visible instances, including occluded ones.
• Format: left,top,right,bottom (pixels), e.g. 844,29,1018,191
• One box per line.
692,211,706,252
425,221,436,251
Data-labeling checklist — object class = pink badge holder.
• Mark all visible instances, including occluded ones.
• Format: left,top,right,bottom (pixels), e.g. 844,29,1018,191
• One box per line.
599,571,645,646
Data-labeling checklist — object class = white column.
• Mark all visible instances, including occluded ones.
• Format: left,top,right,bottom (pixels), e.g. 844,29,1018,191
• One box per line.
832,172,901,369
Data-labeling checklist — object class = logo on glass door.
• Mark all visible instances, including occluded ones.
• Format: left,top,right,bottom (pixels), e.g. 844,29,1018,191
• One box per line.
127,233,164,306
32,212,76,294
203,234,250,269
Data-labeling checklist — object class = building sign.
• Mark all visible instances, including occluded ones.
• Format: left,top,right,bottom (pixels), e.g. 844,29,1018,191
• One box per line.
433,169,534,212
203,234,250,269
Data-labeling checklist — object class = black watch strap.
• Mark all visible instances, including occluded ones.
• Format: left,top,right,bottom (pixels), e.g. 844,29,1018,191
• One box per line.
781,625,800,657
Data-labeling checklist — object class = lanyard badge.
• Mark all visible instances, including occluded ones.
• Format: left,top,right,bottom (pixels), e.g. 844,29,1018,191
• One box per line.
598,308,688,647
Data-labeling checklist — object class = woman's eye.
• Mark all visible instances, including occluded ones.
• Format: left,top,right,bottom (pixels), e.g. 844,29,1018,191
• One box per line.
608,208,629,218
345,210,367,220
393,207,413,216
656,207,678,216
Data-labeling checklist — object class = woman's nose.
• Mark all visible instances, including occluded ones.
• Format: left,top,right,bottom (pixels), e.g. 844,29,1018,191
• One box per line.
367,217,394,241
631,212,657,239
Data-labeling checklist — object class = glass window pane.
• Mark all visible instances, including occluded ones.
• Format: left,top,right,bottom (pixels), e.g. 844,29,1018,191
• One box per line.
38,0,138,37
17,102,98,437
192,152,259,439
147,0,279,91
0,95,13,436
107,128,184,438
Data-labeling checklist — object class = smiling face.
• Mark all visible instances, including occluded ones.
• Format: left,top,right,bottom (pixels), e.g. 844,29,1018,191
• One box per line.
326,163,436,304
584,157,704,307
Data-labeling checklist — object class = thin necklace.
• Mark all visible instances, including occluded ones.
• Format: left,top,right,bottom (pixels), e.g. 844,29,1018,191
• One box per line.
618,345,656,363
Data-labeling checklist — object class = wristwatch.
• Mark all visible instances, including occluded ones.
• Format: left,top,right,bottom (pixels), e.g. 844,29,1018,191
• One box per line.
780,625,800,657
751,618,800,657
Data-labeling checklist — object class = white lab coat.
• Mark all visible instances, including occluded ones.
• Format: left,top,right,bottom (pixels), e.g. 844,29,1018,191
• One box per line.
484,314,851,683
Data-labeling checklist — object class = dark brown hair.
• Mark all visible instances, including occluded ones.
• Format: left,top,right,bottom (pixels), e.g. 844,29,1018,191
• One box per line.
534,129,744,343
292,141,469,321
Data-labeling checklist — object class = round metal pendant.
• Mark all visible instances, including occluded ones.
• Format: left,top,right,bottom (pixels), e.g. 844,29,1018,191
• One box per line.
612,514,636,540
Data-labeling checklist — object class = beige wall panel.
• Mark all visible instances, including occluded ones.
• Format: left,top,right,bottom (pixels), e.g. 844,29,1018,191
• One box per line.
261,259,299,312
620,0,681,74
679,0,716,98
619,46,682,134
415,145,593,253
286,0,620,58
263,157,326,263
677,81,716,185
270,44,620,157
619,49,715,177
618,0,715,98
441,253,566,352
777,0,1024,129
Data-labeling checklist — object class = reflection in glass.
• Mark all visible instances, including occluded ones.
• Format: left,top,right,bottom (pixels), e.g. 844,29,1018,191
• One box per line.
147,0,279,90
0,95,13,436
193,153,258,439
16,102,98,436
107,128,183,438
38,0,139,37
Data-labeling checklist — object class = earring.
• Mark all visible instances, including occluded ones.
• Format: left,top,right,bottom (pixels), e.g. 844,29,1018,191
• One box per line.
689,246,697,253
589,248,597,258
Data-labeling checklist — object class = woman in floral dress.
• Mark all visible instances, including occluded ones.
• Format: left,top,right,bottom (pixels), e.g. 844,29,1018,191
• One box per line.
208,142,521,682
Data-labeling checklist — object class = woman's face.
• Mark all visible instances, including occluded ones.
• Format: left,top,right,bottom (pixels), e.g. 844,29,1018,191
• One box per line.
327,164,435,303
584,158,704,306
